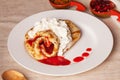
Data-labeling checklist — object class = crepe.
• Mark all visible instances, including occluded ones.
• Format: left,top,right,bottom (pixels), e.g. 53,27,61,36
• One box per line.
24,30,60,60
24,19,81,60
63,20,81,53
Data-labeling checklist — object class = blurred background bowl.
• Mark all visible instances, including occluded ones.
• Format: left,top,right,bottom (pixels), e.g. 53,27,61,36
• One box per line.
49,0,71,9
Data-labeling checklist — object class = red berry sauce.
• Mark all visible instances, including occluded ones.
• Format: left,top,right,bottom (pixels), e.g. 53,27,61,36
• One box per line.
39,56,71,66
39,47,92,65
73,48,92,63
27,36,40,46
82,52,90,57
86,48,92,51
73,56,84,62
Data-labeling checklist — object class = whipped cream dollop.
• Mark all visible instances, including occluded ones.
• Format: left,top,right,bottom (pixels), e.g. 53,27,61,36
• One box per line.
28,18,72,56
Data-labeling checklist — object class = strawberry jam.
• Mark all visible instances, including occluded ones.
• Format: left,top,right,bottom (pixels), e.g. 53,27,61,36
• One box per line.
27,36,40,46
38,47,92,66
39,56,71,66
86,48,92,52
27,36,54,55
73,56,84,62
73,48,92,63
82,52,89,57
39,41,54,55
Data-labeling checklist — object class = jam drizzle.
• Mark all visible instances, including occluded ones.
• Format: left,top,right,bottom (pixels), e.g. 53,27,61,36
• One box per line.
38,48,92,66
73,48,92,62
86,48,92,52
73,56,84,62
27,36,54,55
27,36,40,46
39,56,71,66
82,52,89,57
39,40,54,55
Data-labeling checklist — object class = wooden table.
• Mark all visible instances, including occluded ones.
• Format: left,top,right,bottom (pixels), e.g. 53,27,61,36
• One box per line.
0,0,120,80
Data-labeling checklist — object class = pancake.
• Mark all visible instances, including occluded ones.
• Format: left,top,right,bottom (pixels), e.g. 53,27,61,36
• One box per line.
62,20,81,53
24,19,81,60
24,30,60,60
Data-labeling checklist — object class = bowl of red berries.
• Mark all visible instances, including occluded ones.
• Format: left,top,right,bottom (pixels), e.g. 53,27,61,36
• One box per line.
90,0,115,18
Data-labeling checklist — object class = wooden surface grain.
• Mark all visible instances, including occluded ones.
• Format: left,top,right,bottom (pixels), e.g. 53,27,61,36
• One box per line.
0,0,120,80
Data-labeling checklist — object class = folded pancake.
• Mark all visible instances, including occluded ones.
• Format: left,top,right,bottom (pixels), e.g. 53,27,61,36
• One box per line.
62,20,81,53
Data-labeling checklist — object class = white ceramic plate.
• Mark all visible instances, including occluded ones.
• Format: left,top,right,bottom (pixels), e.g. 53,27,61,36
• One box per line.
8,10,113,76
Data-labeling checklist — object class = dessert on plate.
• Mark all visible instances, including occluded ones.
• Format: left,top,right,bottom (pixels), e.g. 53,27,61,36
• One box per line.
24,18,81,65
